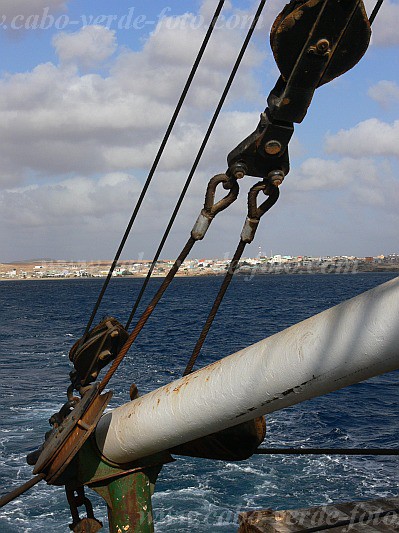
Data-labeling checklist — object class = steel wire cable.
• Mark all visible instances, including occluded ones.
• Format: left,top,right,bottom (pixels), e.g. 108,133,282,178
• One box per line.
0,474,45,508
82,0,226,339
254,448,399,455
369,0,384,24
99,174,239,391
99,237,196,391
183,240,246,376
125,0,268,330
183,184,279,376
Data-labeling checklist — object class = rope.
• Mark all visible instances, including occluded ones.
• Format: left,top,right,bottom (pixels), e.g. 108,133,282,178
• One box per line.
82,1,227,338
369,0,384,24
0,474,45,508
125,0,268,330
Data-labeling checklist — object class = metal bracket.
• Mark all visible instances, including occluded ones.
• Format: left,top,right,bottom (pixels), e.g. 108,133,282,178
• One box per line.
30,384,112,485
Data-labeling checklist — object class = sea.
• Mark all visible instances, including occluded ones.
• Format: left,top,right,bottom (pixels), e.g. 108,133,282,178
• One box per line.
0,273,398,532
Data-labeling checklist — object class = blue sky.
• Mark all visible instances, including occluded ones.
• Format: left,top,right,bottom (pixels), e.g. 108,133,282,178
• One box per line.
0,0,398,262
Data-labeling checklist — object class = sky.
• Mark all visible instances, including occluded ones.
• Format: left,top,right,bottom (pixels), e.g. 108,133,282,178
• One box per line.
0,0,398,262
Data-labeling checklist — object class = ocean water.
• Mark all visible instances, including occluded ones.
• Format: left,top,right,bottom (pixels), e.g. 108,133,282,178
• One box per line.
0,273,398,532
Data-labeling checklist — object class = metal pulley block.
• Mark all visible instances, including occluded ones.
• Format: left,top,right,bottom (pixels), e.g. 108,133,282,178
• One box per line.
269,0,371,122
227,0,371,180
69,317,129,390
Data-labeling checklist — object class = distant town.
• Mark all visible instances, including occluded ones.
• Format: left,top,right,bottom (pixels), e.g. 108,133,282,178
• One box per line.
1,253,399,280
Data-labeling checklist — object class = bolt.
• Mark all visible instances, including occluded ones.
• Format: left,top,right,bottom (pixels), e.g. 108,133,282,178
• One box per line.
308,38,330,56
264,140,282,155
316,39,330,54
267,170,285,187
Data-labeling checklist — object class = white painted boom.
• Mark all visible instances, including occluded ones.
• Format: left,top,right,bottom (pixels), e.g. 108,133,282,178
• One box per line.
96,277,399,464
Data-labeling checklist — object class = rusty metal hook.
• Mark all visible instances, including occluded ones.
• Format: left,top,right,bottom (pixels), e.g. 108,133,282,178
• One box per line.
241,181,280,244
248,181,280,220
203,174,239,216
191,174,239,241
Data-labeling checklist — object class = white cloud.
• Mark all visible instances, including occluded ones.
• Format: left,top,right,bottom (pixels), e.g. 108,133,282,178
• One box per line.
0,8,265,189
287,156,399,220
325,118,399,158
53,25,117,68
368,80,399,107
290,157,381,191
0,173,141,227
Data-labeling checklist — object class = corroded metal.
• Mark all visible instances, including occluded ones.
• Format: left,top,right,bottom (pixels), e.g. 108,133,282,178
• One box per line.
70,438,167,533
191,174,239,240
92,468,160,533
70,317,129,390
31,384,112,484
227,0,371,182
66,486,103,532
270,0,371,87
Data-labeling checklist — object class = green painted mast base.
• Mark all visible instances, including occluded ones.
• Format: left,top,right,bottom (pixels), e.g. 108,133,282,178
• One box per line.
91,466,161,533
61,437,171,533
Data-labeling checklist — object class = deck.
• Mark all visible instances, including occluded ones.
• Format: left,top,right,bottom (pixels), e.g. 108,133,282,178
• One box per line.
238,496,399,532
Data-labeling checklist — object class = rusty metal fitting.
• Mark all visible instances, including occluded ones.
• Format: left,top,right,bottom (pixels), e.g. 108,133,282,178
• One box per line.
247,181,280,221
240,180,279,243
229,162,247,180
308,38,331,56
264,140,282,155
191,174,239,241
267,170,285,187
203,174,239,215
191,211,212,241
241,217,260,244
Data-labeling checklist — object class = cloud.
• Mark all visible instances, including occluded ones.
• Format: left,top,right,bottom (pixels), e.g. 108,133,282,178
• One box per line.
287,155,399,216
0,0,67,35
53,25,117,68
290,157,379,191
0,173,141,227
368,80,399,107
325,118,399,158
0,9,264,188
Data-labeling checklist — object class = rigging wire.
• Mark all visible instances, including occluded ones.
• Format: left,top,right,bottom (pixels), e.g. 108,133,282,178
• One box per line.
99,238,196,391
183,240,246,376
0,474,45,509
125,0,268,330
369,0,384,24
183,184,279,376
99,174,239,392
82,0,226,339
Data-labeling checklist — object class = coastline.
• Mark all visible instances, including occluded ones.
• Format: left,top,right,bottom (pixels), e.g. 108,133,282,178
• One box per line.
1,265,398,281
